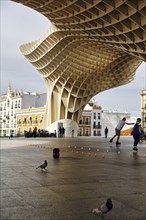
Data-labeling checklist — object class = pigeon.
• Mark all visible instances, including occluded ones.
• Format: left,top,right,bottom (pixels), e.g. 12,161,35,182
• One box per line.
92,198,113,216
36,160,48,170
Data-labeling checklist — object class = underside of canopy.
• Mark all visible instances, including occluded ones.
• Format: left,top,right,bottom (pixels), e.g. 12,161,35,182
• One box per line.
12,0,146,127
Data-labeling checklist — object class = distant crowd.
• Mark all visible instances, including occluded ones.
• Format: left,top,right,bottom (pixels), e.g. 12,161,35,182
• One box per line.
25,127,56,138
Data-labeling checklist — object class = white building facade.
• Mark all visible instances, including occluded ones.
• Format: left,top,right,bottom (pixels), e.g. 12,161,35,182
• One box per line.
0,85,133,137
78,100,131,137
78,103,102,136
0,84,46,137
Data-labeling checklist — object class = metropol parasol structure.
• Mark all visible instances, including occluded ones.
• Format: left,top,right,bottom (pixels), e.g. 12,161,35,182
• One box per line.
12,0,146,135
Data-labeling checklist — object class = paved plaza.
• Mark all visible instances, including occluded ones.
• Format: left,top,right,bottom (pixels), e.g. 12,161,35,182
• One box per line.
0,136,146,220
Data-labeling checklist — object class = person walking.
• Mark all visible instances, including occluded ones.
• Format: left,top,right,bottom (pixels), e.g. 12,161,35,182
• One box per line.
71,129,74,138
132,118,141,151
9,131,13,139
104,126,108,138
59,126,62,137
62,127,65,137
109,117,134,145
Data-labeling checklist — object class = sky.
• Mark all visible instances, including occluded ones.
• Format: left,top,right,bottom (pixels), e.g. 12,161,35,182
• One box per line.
1,0,146,117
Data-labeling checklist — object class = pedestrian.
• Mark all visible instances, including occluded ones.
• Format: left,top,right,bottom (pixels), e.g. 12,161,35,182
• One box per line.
62,127,65,137
109,117,134,145
71,129,74,138
104,126,108,138
59,126,62,137
33,126,37,137
132,118,141,151
9,131,13,139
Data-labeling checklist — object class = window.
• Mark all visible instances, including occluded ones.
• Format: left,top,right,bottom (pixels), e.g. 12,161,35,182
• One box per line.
97,131,101,136
18,128,21,135
11,101,13,109
86,117,89,125
98,122,101,128
93,121,96,128
34,116,38,124
15,101,17,108
86,128,89,136
23,118,26,124
79,119,82,124
3,130,6,136
40,116,43,123
7,100,10,107
98,113,100,120
78,128,82,136
17,119,21,125
18,100,20,108
29,117,32,124
94,112,96,119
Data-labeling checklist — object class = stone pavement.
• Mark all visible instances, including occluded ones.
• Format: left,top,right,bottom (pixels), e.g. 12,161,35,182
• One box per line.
0,136,146,220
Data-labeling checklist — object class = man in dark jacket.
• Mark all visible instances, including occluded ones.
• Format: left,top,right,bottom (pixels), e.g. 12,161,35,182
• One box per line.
104,126,108,138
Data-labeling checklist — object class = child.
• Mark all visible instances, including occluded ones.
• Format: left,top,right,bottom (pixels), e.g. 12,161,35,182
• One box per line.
132,118,141,151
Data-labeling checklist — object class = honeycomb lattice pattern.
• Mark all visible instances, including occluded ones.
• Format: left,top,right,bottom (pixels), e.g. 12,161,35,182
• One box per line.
12,0,146,127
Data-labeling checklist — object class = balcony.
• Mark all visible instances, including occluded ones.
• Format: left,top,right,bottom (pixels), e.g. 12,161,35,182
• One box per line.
93,125,102,129
79,122,91,125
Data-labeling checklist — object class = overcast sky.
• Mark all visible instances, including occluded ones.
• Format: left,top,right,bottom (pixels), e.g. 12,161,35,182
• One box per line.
1,0,146,117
